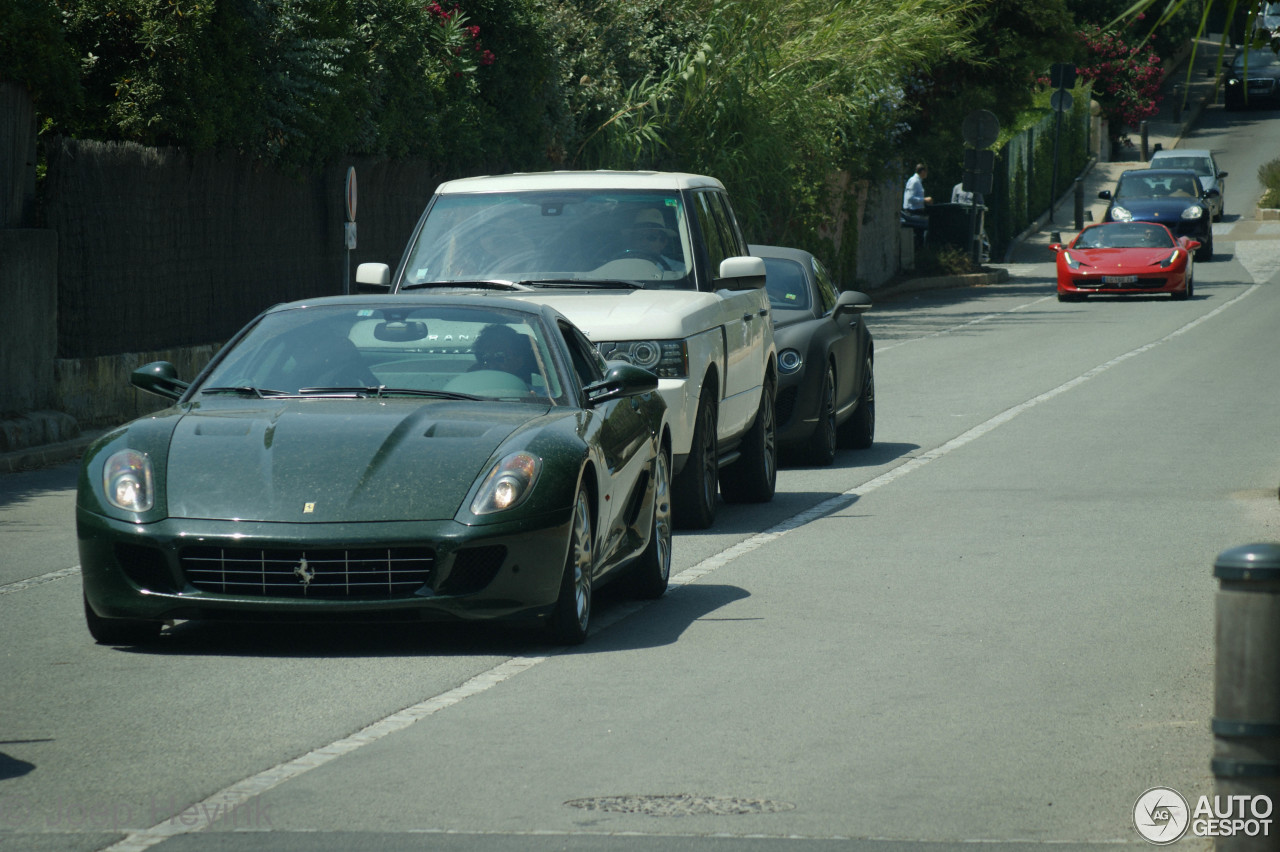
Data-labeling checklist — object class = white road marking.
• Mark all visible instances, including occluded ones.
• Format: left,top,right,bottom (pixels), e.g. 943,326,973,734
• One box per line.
0,566,80,595
55,284,1264,848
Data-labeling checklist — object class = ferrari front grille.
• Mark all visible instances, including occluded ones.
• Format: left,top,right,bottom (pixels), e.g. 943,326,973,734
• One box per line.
181,546,434,599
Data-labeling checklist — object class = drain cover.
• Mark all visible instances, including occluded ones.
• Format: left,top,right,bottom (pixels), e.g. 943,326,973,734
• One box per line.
565,794,795,817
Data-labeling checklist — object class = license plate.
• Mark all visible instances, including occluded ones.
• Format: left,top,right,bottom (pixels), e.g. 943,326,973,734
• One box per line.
1103,275,1138,284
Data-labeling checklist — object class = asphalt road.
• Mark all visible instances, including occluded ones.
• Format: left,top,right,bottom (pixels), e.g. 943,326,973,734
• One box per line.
4,104,1280,852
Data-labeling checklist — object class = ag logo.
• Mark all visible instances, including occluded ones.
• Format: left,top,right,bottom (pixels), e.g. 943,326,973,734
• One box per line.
1134,786,1190,845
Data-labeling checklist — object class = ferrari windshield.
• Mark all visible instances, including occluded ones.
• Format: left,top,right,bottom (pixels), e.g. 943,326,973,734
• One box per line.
399,190,696,289
1075,223,1175,249
200,303,569,403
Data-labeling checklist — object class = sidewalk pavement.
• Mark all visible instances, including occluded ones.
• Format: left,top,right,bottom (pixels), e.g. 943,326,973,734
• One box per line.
0,39,1231,474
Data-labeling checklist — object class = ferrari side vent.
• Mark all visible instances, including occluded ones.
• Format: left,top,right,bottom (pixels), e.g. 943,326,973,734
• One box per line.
439,546,507,595
181,546,434,599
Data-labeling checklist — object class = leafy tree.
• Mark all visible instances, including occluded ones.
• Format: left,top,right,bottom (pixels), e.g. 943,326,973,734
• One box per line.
0,0,84,120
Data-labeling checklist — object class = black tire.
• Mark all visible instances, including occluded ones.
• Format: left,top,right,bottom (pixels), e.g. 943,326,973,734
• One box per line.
1195,232,1213,262
547,488,594,645
837,351,875,450
84,593,162,645
803,365,838,466
673,388,718,530
719,375,777,504
630,446,672,600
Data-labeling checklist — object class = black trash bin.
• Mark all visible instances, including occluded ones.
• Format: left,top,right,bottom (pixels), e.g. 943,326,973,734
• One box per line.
925,203,974,252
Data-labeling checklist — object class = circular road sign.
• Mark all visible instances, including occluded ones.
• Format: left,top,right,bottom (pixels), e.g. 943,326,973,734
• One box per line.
345,166,357,222
1050,90,1074,113
962,110,1000,148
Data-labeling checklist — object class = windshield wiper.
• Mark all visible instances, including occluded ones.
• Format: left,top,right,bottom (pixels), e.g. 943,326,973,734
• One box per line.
399,279,531,292
519,278,644,290
297,386,482,400
201,386,291,397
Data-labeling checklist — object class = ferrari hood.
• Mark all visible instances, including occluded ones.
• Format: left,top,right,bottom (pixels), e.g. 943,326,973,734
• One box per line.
162,399,552,522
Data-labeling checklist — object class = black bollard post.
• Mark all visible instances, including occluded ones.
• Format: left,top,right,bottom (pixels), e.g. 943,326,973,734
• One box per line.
1140,121,1149,162
1074,178,1084,231
1213,543,1280,850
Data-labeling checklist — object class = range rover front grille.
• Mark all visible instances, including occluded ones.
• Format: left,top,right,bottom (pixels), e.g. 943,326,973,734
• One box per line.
181,546,434,599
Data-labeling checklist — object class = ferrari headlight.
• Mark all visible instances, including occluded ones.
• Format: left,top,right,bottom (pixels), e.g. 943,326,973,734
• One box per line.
1111,206,1133,222
1159,249,1181,268
1062,250,1082,270
1181,205,1204,220
595,340,687,378
103,450,154,512
471,451,541,515
778,348,803,374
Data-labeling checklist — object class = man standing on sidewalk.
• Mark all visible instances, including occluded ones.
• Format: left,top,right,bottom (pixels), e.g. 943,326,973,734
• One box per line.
903,163,932,248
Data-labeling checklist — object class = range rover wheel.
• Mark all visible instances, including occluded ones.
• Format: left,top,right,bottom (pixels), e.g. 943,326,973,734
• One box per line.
673,389,717,530
720,375,777,503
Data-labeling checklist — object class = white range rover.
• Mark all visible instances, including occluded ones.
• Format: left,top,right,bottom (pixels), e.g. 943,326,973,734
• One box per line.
356,170,777,529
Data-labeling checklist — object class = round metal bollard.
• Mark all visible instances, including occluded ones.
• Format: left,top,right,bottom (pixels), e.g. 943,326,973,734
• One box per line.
1213,543,1280,850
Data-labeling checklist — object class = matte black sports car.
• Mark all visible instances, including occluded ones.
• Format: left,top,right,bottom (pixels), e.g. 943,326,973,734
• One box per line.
750,245,874,466
79,296,671,646
1097,169,1216,261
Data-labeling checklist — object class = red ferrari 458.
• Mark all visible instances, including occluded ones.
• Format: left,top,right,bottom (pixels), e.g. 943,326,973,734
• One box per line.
1050,221,1200,302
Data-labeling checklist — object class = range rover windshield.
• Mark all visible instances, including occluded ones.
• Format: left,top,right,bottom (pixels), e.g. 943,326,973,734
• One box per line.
400,190,695,290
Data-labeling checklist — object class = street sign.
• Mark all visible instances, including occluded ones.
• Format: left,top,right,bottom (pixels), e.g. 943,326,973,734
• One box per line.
1050,90,1074,113
345,166,357,223
1050,62,1077,90
962,110,1000,149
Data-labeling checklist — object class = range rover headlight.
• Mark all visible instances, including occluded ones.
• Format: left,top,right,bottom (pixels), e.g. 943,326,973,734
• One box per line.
103,450,155,512
595,340,688,378
471,451,541,515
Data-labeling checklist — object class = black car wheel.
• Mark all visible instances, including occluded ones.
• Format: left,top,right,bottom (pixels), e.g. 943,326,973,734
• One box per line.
1195,232,1213,262
84,593,161,645
547,488,594,645
720,375,777,503
630,446,672,599
838,351,875,450
804,365,838,466
673,388,718,530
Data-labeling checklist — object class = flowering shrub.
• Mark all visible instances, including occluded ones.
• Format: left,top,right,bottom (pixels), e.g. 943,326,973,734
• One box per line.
427,2,495,76
1076,23,1163,136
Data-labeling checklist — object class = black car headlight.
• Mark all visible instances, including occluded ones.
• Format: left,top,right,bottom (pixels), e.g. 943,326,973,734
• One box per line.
103,449,155,512
595,340,687,378
778,348,803,375
471,451,541,515
1111,206,1133,222
1181,205,1204,221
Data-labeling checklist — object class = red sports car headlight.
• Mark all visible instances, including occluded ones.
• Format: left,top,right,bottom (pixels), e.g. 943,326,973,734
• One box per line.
1062,250,1082,270
1159,249,1181,268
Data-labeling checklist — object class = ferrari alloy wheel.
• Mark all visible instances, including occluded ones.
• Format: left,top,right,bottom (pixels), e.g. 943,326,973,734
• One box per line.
838,351,875,450
673,389,718,529
549,488,594,645
720,374,777,503
804,365,838,466
631,446,672,599
83,593,161,645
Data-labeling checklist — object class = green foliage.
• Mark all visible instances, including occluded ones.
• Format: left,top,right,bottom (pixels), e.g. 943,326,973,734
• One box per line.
1260,156,1280,208
0,0,84,118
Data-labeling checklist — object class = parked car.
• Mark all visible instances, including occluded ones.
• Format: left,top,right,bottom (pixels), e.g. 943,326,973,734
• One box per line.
1049,221,1199,302
749,245,875,466
1256,2,1280,38
1148,148,1228,221
79,295,672,646
1224,47,1280,109
357,171,777,530
1097,168,1215,261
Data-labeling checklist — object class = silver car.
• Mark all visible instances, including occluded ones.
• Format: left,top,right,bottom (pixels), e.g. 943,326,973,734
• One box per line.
1149,148,1227,221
